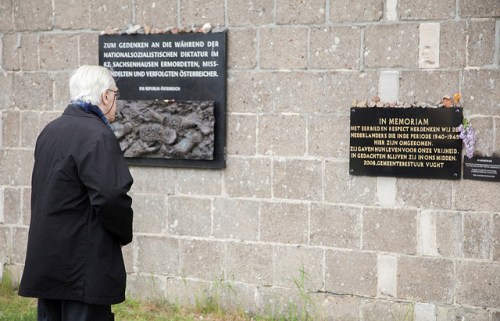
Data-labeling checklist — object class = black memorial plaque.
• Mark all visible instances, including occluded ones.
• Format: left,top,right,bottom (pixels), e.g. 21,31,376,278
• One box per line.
99,32,227,169
463,156,500,182
350,107,463,179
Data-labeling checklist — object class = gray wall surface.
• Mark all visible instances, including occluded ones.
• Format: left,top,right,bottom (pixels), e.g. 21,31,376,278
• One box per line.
0,0,499,320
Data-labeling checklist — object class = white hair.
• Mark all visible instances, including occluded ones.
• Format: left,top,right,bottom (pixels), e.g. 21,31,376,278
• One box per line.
69,65,115,106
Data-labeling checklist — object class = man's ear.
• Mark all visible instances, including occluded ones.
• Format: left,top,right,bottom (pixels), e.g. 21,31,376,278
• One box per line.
101,91,109,105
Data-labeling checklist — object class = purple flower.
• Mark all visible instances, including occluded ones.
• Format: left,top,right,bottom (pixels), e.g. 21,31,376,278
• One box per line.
457,120,475,159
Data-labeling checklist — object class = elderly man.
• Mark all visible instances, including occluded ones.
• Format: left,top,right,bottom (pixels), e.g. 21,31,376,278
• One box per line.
19,65,134,321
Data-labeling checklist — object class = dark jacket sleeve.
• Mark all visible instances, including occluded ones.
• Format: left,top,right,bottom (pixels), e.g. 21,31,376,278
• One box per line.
78,131,134,245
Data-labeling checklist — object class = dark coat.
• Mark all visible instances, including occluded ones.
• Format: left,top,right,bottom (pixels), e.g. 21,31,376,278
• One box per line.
19,104,133,305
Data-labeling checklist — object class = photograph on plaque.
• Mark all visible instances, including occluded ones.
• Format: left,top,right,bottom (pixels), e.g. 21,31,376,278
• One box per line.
99,31,227,169
349,107,463,180
113,100,214,160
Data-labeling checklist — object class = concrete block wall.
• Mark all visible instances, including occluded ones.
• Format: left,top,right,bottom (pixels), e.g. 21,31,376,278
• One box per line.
1,0,499,320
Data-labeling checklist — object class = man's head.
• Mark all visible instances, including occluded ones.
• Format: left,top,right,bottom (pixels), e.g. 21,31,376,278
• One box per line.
69,65,119,122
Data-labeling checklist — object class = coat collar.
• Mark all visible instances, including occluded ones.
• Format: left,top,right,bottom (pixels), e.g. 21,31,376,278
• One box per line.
64,103,97,119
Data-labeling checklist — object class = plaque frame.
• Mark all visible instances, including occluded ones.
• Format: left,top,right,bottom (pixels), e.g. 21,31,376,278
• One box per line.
99,31,227,169
349,107,463,180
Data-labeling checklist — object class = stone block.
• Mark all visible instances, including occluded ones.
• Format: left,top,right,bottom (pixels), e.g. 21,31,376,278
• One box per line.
467,20,496,67
273,245,324,290
417,210,439,256
377,254,397,298
496,121,500,157
134,0,176,27
0,227,11,263
385,0,398,21
227,72,274,113
495,214,500,262
362,208,417,254
377,177,397,207
378,70,399,102
39,34,79,71
218,282,259,314
440,21,467,68
122,242,133,273
310,203,361,249
2,33,20,71
78,33,99,66
460,0,500,18
396,178,453,209
0,150,33,186
0,0,14,31
330,0,383,22
53,72,71,111
129,166,176,194
11,227,28,264
227,0,274,26
256,286,315,318
228,29,257,69
90,0,133,30
13,0,52,31
325,71,378,115
0,73,13,110
136,235,178,275
39,112,60,131
20,111,39,148
437,305,492,321
324,161,377,205
213,197,259,241
20,33,39,71
400,70,460,104
4,264,23,285
275,72,327,113
275,0,325,24
168,196,211,237
435,211,461,258
1,110,20,147
308,114,350,158
462,69,500,114
455,179,500,212
226,242,273,285
224,157,271,198
463,212,492,260
1,187,20,225
259,27,308,69
163,277,212,306
179,0,224,26
132,193,167,234
398,0,455,20
260,201,309,244
397,256,454,304
273,159,323,201
22,188,31,225
126,274,166,301
54,0,90,29
180,239,225,280
258,114,306,156
320,295,362,321
364,24,419,68
325,250,377,297
471,117,494,156
414,303,436,321
227,114,257,156
176,168,221,195
456,261,500,308
309,26,361,70
13,72,53,110
419,23,440,68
